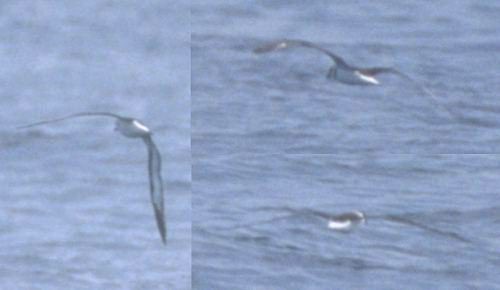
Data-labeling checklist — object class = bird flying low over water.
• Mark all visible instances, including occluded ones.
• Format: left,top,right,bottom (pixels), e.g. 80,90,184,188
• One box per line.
18,112,167,245
327,211,366,231
254,39,457,118
254,39,419,86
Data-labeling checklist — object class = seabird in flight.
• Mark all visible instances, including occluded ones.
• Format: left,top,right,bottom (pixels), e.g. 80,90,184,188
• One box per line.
254,39,456,118
18,112,167,245
327,211,366,231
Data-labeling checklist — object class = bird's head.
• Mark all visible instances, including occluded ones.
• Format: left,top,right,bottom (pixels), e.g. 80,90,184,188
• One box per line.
114,118,151,138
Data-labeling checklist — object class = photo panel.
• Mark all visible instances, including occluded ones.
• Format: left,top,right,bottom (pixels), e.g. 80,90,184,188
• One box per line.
192,1,499,154
0,1,190,289
193,154,499,289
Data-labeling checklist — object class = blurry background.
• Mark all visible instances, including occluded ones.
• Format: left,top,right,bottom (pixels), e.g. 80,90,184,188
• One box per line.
192,0,500,154
192,1,500,289
0,1,190,289
193,154,500,289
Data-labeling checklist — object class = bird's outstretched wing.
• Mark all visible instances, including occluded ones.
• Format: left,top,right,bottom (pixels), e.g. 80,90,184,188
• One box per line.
143,135,166,244
358,67,459,119
254,39,348,66
17,112,124,129
386,215,470,243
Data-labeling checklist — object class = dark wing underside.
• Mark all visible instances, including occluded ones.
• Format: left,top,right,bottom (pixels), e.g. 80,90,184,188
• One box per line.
143,135,166,244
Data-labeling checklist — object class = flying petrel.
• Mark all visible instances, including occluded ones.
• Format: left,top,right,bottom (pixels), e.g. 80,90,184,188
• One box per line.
327,211,366,231
18,112,167,245
254,39,456,118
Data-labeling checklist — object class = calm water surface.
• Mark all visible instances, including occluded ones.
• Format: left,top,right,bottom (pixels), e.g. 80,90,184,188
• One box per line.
193,0,499,154
193,1,500,289
194,154,500,289
0,1,190,289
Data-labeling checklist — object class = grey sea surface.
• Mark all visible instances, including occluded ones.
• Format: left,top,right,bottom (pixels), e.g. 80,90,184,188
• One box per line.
192,0,500,154
0,1,190,289
192,1,500,290
193,154,500,289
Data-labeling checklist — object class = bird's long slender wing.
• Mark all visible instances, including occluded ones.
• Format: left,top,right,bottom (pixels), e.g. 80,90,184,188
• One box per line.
17,112,124,129
359,67,459,119
143,135,166,244
254,39,348,66
333,212,363,221
386,215,470,243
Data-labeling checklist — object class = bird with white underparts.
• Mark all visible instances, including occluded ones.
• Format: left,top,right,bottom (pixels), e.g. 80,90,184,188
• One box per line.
254,39,458,119
327,211,366,231
18,112,167,245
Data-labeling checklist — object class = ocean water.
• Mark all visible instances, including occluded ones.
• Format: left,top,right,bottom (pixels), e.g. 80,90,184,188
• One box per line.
193,154,500,289
4,1,498,289
192,1,500,290
192,0,500,154
0,1,190,289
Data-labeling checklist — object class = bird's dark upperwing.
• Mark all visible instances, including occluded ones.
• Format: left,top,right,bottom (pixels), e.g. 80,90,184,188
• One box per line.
17,112,124,129
358,67,437,96
359,67,459,120
253,39,349,67
143,135,166,244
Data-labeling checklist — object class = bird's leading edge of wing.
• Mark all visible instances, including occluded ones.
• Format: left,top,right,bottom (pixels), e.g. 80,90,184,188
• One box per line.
253,39,348,66
17,112,124,129
143,135,167,244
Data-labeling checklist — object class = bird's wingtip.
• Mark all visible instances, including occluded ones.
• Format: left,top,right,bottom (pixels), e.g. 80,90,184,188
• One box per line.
253,46,268,54
253,41,286,54
16,124,35,130
161,228,167,245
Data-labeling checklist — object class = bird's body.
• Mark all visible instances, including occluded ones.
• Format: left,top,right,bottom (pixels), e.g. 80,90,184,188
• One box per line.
18,112,167,245
114,118,151,138
254,39,392,86
254,39,458,119
333,67,380,85
327,211,366,231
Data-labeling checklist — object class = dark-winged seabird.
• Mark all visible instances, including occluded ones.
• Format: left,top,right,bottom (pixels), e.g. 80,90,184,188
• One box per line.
327,211,366,231
18,112,167,245
254,39,456,118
